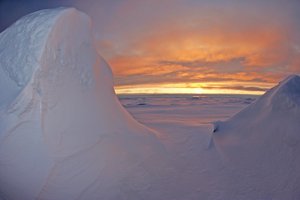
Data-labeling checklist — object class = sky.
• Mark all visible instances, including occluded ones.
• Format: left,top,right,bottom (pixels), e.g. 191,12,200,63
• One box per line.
1,0,300,94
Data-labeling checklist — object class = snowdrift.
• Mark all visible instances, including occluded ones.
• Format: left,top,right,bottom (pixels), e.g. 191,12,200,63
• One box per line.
0,8,165,200
212,75,300,199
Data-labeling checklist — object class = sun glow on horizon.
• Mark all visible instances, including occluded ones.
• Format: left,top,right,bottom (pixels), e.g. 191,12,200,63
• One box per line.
115,87,205,95
114,82,269,95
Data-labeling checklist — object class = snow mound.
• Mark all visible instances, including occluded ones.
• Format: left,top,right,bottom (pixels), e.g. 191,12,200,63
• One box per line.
212,75,300,199
0,8,65,106
0,8,165,200
265,75,300,110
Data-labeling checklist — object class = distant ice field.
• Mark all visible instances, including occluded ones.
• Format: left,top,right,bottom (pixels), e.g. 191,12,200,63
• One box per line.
119,94,258,128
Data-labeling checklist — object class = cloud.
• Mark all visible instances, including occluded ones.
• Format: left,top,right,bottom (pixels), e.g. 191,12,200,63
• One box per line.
100,0,300,93
201,85,268,92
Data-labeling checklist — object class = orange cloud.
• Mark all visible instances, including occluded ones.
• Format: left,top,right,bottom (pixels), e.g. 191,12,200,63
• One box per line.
94,1,300,94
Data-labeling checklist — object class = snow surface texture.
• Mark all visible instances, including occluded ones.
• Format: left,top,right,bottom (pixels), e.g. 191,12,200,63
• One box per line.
0,8,166,200
213,75,300,199
121,91,300,200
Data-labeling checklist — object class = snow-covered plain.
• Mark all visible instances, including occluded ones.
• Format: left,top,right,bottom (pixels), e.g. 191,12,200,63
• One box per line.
120,94,259,200
1,7,300,200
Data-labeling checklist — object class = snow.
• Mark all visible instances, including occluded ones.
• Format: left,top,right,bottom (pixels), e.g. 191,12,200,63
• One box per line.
0,8,65,106
120,94,258,200
0,8,165,200
1,7,300,200
121,90,300,200
212,75,300,199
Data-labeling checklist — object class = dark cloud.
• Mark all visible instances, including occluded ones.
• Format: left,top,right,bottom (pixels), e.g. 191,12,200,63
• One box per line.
159,57,246,68
158,57,246,74
201,85,268,92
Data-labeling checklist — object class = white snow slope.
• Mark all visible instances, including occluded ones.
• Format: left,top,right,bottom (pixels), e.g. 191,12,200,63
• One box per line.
213,75,300,199
0,8,165,200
